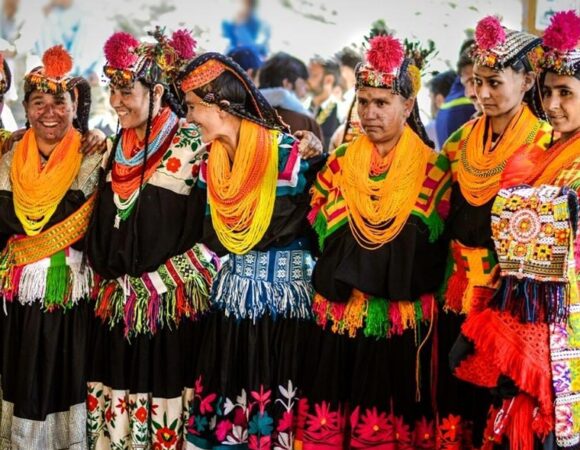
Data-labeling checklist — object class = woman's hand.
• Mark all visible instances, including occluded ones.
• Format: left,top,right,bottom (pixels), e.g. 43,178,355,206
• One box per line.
294,130,323,159
1,128,25,155
80,129,107,155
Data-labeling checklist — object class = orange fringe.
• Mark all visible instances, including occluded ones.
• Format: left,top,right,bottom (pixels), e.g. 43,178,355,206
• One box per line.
459,309,554,443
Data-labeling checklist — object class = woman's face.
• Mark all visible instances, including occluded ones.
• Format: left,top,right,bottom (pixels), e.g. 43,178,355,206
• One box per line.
356,86,413,146
185,91,226,144
25,90,75,144
473,64,531,117
109,81,154,136
542,72,580,138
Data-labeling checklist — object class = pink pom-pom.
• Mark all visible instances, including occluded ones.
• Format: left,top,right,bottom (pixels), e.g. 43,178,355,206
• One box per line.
171,29,197,60
104,32,140,70
475,16,506,51
43,45,73,78
366,35,404,74
543,10,580,53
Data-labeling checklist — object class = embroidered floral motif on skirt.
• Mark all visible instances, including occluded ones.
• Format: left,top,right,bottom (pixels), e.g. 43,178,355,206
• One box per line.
297,289,437,450
184,243,315,450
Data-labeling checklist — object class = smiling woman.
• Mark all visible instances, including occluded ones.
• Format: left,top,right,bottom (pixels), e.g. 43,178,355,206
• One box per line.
85,28,220,450
179,52,324,450
0,45,101,449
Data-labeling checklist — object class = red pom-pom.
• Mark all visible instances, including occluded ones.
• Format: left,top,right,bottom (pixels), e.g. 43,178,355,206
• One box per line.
42,45,73,79
104,32,140,70
475,16,506,51
366,35,404,74
171,29,197,60
543,10,580,53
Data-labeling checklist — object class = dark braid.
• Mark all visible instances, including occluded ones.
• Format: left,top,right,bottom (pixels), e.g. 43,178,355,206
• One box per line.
407,102,435,148
341,98,357,145
524,83,547,121
163,86,185,118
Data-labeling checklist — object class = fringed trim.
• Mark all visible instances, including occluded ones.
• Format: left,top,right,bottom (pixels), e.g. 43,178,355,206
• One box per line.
0,248,95,310
482,394,553,450
94,245,218,337
210,265,313,321
459,308,554,436
310,210,328,251
312,291,434,339
493,276,570,323
413,210,445,243
210,246,314,321
441,240,499,314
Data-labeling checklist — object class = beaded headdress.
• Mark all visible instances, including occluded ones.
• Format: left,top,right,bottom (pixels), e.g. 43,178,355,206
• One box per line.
23,46,91,132
24,45,79,95
472,16,542,71
355,32,434,96
179,52,287,131
103,27,196,88
541,10,580,76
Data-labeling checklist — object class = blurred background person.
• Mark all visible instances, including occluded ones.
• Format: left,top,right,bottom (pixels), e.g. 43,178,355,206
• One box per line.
222,0,270,58
435,38,477,148
0,0,21,44
34,0,103,77
227,45,263,82
425,69,456,149
0,54,16,132
259,51,322,140
307,55,341,151
335,46,361,123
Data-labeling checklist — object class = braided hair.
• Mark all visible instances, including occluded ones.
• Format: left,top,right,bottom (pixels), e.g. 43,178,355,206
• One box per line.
396,58,435,148
511,57,547,121
180,52,289,132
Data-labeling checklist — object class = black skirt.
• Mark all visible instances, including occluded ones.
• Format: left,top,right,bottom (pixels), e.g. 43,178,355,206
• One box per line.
1,300,90,449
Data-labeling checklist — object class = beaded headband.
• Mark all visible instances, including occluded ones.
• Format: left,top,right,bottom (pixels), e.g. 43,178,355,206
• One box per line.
103,27,196,88
24,46,76,95
541,10,580,76
472,16,542,71
355,33,434,96
179,52,287,131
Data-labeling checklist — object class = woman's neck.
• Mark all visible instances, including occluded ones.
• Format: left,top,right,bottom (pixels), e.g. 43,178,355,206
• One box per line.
489,103,523,135
220,120,242,163
558,127,580,145
36,135,62,159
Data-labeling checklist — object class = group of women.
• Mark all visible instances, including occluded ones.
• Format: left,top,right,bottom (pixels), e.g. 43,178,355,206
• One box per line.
0,8,578,450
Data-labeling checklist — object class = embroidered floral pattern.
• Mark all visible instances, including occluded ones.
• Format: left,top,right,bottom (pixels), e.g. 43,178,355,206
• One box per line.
186,375,298,450
87,382,192,449
298,399,435,449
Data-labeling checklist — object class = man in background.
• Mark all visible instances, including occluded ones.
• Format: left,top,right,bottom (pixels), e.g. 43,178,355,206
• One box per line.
259,52,322,141
425,70,456,150
307,56,341,152
435,39,477,148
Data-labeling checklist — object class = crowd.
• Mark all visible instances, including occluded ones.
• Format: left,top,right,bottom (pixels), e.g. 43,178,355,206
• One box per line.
0,3,579,450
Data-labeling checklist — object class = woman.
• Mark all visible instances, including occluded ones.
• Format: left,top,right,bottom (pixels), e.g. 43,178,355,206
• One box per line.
453,10,580,449
299,33,451,448
436,16,552,447
179,52,323,449
0,45,100,448
85,29,221,449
